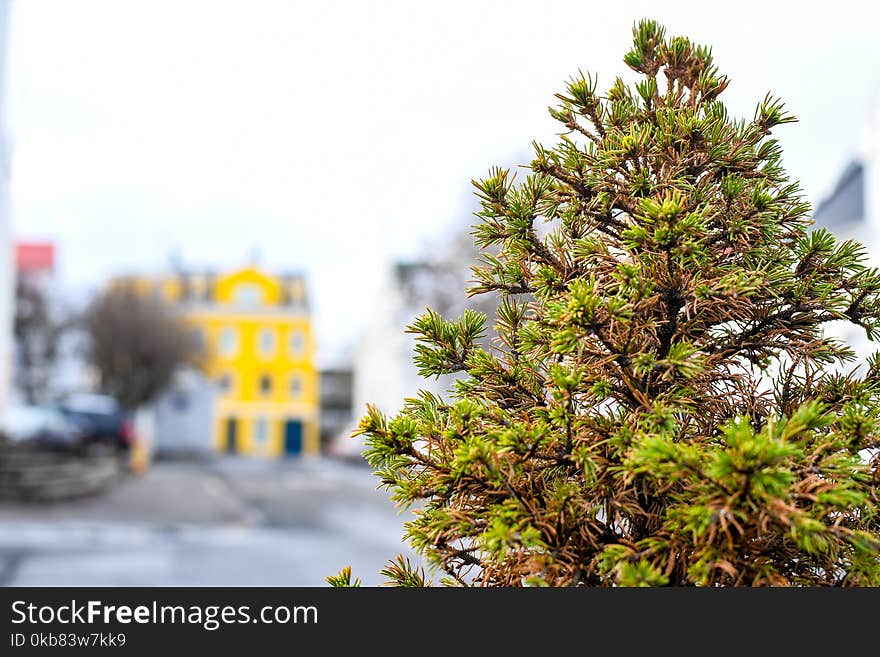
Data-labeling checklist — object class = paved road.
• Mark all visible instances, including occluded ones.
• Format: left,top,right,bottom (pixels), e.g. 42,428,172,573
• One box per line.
0,457,419,586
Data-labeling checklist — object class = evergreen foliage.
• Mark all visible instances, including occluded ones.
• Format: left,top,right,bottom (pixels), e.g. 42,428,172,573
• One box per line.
338,19,880,586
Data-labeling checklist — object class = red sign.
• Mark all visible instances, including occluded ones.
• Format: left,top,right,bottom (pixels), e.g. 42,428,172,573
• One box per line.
15,242,55,273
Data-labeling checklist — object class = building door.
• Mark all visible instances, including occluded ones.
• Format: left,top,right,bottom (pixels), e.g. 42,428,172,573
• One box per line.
283,419,303,455
224,417,238,454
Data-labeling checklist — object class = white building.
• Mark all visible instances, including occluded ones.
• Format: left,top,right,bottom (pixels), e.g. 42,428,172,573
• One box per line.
152,369,217,458
330,261,467,458
812,99,880,251
351,262,455,419
812,93,880,362
0,1,12,412
335,244,500,459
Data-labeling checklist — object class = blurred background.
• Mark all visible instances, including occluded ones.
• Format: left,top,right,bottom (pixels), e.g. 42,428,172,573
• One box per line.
0,0,878,585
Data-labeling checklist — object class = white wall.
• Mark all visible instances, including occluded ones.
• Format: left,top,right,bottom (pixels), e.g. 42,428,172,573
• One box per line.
0,1,13,412
822,95,880,366
863,94,880,264
341,264,454,456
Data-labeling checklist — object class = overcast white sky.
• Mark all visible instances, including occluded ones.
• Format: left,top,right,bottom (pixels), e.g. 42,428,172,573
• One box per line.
7,0,880,364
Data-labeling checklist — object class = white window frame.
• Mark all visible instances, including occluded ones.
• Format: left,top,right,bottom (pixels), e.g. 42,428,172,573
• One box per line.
233,283,263,307
289,373,303,398
253,417,270,446
258,327,276,358
290,329,306,357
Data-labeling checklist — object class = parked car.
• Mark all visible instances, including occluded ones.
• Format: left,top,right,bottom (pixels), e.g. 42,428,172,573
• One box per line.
57,393,135,452
0,404,87,452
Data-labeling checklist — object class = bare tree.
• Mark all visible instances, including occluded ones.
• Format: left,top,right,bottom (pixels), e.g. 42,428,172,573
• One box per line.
83,284,201,410
13,277,62,403
402,225,499,334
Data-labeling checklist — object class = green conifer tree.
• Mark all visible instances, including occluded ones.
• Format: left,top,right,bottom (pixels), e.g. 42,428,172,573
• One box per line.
337,19,880,586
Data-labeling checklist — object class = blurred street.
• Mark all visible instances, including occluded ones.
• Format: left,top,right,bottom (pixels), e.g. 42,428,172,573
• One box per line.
0,458,416,586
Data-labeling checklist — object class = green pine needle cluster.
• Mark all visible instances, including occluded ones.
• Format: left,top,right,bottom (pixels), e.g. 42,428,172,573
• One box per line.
337,19,880,587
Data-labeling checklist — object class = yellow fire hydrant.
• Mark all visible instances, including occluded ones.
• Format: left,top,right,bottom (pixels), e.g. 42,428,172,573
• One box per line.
129,436,150,475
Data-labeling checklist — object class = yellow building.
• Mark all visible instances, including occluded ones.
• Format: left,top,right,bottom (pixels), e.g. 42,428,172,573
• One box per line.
121,267,319,457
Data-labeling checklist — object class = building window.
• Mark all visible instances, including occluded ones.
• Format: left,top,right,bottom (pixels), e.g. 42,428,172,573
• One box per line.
289,374,303,399
233,283,262,307
259,374,273,397
219,326,238,357
254,417,269,446
258,327,276,358
290,330,305,356
217,373,234,394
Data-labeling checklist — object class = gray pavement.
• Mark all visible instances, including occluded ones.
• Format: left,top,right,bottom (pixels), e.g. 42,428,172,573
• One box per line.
0,457,419,586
